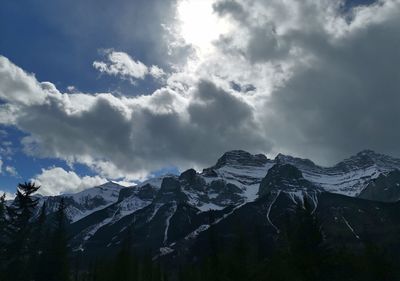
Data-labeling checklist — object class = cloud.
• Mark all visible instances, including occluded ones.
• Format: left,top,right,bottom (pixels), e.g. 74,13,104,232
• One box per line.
0,141,13,158
93,50,166,83
0,55,270,180
1,0,400,184
93,50,148,80
32,167,107,196
207,0,400,164
5,166,18,177
0,190,15,200
149,65,166,80
0,56,47,106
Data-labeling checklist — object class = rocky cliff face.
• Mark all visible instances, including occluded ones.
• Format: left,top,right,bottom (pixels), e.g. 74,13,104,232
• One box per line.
258,164,321,197
359,169,400,202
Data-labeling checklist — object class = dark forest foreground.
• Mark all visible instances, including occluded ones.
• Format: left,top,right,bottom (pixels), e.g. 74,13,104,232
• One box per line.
0,182,398,281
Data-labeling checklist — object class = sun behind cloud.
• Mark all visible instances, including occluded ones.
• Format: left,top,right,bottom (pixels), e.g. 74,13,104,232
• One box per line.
176,0,232,56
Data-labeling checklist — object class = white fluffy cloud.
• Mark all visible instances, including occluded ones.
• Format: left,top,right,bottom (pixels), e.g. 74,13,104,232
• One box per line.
0,56,47,106
32,167,107,196
0,55,268,180
93,50,166,83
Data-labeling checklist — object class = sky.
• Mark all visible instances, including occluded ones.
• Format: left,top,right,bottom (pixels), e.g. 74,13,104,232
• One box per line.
1,0,399,197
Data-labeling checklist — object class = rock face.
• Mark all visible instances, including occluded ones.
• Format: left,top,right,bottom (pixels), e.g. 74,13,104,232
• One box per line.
258,164,320,197
155,177,188,203
213,150,269,169
42,181,124,223
27,149,400,260
359,170,400,202
275,150,400,196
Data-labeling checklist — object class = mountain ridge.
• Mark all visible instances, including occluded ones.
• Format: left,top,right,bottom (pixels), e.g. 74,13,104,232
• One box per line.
18,149,400,260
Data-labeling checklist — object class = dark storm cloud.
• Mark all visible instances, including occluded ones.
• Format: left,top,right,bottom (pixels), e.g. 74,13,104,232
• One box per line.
120,80,270,169
245,26,290,63
18,96,133,165
153,79,268,165
212,0,400,164
261,3,400,163
213,0,248,22
189,80,254,131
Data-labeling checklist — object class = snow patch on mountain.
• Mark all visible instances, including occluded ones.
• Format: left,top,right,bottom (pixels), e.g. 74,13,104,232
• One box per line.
163,203,177,245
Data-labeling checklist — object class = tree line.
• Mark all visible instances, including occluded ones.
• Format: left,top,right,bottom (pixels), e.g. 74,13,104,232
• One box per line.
176,200,397,281
0,183,398,281
0,182,69,281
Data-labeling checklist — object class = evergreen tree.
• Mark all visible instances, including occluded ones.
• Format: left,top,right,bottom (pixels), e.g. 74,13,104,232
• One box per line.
0,192,6,242
151,262,164,281
3,182,40,281
264,197,327,281
285,198,327,281
0,192,6,224
47,198,70,281
225,219,252,281
204,211,220,281
33,202,50,280
360,241,394,281
113,227,136,281
0,193,7,279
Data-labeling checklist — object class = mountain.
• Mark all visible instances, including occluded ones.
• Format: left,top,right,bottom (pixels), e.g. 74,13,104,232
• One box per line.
39,181,124,222
359,170,400,202
275,149,400,196
24,149,400,260
176,190,400,265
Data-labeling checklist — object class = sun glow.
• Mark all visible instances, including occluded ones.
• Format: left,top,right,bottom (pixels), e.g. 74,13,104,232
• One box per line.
177,0,232,56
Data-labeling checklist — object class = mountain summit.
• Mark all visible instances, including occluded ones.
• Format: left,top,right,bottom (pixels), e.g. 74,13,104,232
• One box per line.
22,149,400,260
213,150,269,168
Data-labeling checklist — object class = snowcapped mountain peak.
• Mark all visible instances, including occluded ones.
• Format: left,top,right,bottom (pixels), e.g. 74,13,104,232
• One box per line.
335,149,400,172
96,181,127,190
258,164,320,197
30,150,400,233
357,149,378,156
213,150,269,168
155,176,188,203
179,169,198,183
339,150,380,167
36,181,126,223
25,149,400,257
274,153,316,168
265,164,303,180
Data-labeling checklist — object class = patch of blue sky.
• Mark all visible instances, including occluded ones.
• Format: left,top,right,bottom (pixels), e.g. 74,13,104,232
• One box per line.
0,0,167,96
